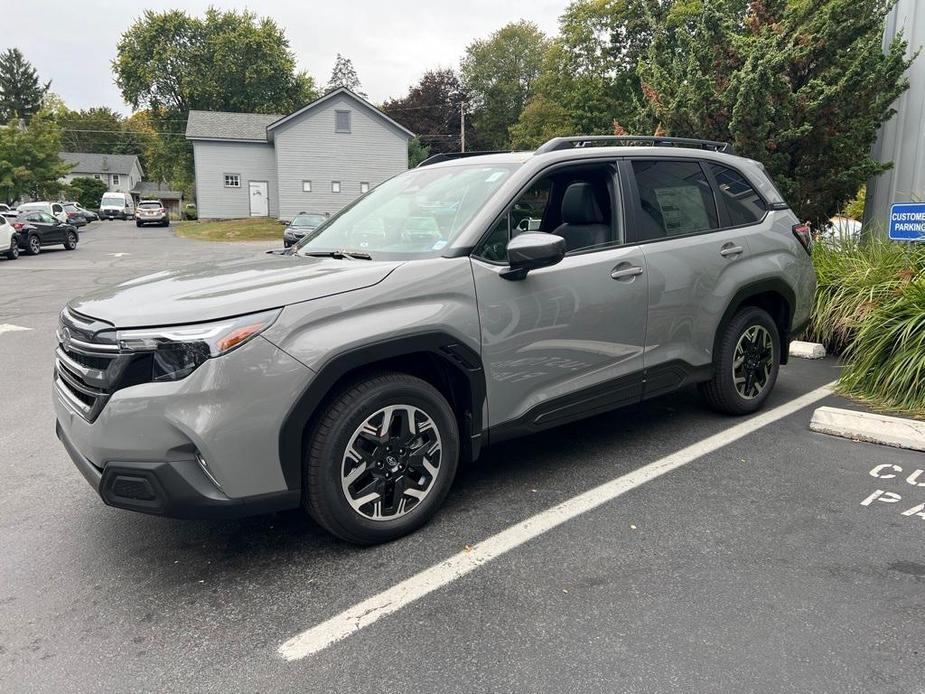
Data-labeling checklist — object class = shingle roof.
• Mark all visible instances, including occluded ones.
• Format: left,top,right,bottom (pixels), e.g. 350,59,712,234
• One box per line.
61,152,141,175
185,110,283,142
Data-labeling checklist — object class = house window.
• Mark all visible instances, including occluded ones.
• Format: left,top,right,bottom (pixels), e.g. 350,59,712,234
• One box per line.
331,181,341,193
335,110,351,133
302,180,312,193
360,182,370,194
112,174,120,186
224,174,241,188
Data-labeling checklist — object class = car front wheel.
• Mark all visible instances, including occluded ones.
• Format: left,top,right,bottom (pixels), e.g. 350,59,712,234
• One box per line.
25,234,41,255
700,306,780,415
304,372,460,544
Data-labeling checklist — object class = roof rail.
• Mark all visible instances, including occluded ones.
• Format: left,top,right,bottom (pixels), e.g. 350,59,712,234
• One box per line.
534,135,735,155
416,151,510,167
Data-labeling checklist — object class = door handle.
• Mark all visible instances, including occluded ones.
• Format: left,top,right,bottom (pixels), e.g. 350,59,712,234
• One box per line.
611,264,644,281
720,244,744,258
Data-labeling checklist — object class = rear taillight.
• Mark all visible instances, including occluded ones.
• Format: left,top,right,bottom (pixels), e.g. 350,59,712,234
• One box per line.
792,222,812,254
13,223,22,230
159,208,165,214
67,211,77,217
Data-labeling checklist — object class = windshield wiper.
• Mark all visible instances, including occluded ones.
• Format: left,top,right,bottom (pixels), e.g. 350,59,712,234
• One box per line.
303,249,372,260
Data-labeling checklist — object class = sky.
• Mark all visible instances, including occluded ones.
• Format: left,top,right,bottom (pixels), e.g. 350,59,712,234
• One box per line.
3,0,566,114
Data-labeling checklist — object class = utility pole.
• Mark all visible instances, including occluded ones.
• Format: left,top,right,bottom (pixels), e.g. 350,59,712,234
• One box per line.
460,102,466,153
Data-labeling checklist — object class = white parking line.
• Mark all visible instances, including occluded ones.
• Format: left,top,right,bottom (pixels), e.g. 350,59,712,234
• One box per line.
0,323,31,335
278,382,836,661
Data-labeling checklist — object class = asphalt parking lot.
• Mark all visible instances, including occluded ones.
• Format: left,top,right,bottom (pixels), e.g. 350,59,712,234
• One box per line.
1,220,922,693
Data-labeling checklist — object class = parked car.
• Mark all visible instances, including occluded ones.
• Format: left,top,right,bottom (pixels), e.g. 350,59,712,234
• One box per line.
60,202,88,228
17,201,67,223
283,212,326,247
54,135,815,545
99,192,135,220
73,204,99,223
135,199,170,227
13,211,79,254
0,206,18,223
0,215,20,260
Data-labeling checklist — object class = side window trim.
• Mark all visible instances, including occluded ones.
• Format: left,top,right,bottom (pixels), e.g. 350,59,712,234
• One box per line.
703,161,771,230
471,160,626,264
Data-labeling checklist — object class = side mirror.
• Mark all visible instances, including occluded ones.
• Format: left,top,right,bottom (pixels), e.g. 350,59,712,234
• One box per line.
500,232,566,281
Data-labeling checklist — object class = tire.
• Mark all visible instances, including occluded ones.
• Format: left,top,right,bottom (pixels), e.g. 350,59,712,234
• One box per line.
304,372,460,545
162,220,170,227
25,234,41,256
64,231,78,250
136,221,142,227
700,306,780,415
5,239,18,260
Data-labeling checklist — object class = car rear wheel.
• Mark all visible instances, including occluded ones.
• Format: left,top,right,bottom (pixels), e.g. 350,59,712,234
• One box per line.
700,306,780,415
304,372,460,544
64,231,78,250
25,234,41,255
5,239,18,260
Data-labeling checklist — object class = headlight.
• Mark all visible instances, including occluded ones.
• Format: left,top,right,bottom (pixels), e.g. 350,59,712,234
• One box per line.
116,309,281,382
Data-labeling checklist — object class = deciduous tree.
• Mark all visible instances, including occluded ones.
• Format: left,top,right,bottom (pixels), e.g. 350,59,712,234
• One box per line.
382,69,469,153
0,111,71,204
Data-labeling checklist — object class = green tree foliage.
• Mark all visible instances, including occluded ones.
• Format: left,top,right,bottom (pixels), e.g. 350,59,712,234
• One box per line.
0,48,50,122
382,69,469,153
509,96,575,149
58,107,131,153
0,111,71,204
461,21,549,150
113,8,316,190
326,54,367,98
636,0,912,226
407,137,431,168
68,176,108,210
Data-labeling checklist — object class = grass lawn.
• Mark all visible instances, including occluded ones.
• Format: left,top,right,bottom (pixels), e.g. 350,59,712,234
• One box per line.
175,218,283,242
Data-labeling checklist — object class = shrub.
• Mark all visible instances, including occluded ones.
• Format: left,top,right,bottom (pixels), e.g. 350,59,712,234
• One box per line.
807,237,925,416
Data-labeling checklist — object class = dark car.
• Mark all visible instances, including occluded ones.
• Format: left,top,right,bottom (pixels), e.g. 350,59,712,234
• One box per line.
13,211,79,255
135,199,170,227
61,202,88,227
283,212,327,247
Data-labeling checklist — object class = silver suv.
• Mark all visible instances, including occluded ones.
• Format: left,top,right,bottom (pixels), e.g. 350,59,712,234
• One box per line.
54,136,816,544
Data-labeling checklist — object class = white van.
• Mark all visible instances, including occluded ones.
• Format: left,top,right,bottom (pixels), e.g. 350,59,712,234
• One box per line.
99,192,135,220
17,201,67,223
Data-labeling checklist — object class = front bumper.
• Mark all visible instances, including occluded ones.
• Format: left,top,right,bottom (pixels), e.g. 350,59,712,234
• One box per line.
100,210,126,220
54,334,313,519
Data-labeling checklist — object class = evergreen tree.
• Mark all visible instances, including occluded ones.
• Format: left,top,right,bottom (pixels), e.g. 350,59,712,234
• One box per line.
0,48,50,122
326,54,367,97
636,0,912,226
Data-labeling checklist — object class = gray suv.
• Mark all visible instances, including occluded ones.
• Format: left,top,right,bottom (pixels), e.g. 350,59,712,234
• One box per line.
54,136,816,544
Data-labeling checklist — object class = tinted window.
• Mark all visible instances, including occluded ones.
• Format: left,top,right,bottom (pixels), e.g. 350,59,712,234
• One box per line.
707,163,767,226
139,202,162,209
632,160,718,240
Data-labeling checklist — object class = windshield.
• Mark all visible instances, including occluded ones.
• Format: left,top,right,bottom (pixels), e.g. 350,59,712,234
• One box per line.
291,214,325,227
294,163,517,259
101,195,124,206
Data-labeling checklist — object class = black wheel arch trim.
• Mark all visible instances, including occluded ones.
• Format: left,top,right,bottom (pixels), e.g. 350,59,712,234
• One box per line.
278,332,486,492
715,279,796,365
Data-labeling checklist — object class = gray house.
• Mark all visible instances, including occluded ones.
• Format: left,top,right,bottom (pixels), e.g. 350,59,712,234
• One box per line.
186,88,413,220
60,152,144,194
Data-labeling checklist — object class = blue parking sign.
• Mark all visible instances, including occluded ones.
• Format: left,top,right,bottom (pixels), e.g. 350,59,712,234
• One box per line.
889,203,925,241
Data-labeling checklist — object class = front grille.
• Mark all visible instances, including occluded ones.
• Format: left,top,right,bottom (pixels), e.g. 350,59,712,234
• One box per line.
55,308,125,422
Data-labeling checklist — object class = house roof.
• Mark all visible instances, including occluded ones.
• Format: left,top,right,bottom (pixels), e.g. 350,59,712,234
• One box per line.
185,88,414,144
266,88,414,139
131,181,183,200
61,152,143,176
185,110,283,143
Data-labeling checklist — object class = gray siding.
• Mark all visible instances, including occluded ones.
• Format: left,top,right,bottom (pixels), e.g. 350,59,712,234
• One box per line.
192,140,278,219
272,94,408,220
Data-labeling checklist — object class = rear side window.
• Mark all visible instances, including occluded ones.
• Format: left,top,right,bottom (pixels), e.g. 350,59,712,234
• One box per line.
707,163,767,226
631,160,718,240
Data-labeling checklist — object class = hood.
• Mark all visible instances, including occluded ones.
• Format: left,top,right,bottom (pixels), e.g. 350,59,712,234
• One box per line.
69,253,402,328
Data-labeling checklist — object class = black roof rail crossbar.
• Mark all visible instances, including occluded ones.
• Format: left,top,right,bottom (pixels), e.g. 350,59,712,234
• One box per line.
417,151,510,167
534,135,735,155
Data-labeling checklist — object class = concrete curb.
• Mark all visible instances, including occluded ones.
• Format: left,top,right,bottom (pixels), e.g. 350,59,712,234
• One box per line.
790,340,827,359
809,406,925,452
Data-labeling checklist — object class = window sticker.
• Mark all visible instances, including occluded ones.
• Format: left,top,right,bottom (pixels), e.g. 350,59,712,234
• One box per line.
653,186,709,234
